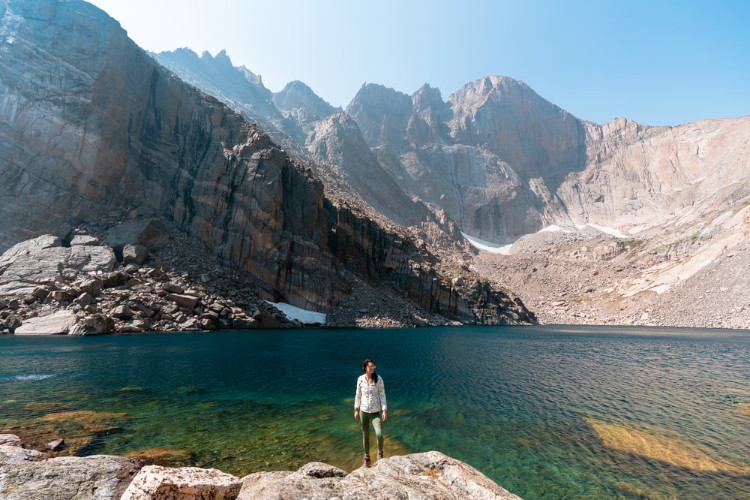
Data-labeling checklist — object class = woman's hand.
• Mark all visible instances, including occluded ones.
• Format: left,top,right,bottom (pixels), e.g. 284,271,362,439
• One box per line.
354,410,359,420
381,409,388,422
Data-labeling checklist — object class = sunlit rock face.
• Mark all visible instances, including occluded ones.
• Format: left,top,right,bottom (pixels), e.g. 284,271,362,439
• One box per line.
447,76,588,185
345,75,750,243
153,48,291,141
0,0,534,325
560,116,750,232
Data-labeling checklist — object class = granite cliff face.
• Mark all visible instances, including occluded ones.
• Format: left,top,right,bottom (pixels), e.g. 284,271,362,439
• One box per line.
346,77,589,242
561,116,750,231
0,0,534,329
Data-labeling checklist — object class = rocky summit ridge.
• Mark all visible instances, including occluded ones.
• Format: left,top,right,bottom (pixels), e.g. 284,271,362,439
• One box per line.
0,0,535,334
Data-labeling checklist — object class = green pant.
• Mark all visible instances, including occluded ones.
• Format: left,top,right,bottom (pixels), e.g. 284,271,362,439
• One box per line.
359,411,383,456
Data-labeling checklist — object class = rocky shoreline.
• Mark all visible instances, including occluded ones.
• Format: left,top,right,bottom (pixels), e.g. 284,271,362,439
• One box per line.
0,218,303,336
0,212,537,335
0,434,521,499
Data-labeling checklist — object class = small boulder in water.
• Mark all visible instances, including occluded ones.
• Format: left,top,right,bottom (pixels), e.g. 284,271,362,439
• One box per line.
46,438,64,451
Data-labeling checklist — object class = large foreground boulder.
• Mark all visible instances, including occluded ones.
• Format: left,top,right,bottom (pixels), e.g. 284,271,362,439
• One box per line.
238,451,522,500
0,454,142,500
120,465,242,500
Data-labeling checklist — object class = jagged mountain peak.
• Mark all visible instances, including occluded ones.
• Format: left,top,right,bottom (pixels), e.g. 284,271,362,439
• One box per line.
208,48,231,63
273,80,340,119
354,82,411,98
449,75,546,111
280,80,314,93
153,47,281,131
346,83,413,148
411,84,446,111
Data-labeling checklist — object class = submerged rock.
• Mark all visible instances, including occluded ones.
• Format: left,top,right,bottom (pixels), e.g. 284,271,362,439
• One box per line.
586,417,750,475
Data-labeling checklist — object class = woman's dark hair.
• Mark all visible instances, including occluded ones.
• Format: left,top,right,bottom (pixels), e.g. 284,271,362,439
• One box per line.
361,358,378,383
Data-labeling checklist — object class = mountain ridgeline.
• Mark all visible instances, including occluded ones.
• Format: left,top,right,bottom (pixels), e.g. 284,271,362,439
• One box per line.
0,0,535,329
151,44,750,329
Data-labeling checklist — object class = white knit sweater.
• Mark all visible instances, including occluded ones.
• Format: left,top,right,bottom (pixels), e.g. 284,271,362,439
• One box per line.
354,374,387,413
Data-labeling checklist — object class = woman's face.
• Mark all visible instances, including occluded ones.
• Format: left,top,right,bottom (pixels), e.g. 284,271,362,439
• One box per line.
365,362,376,374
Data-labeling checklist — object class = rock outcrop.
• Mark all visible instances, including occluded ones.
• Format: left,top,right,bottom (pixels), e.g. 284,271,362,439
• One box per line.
0,441,142,500
560,116,750,231
13,311,78,335
237,451,522,500
0,435,522,500
121,465,242,500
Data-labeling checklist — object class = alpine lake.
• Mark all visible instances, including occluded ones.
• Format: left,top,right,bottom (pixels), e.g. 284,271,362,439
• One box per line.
1,325,748,499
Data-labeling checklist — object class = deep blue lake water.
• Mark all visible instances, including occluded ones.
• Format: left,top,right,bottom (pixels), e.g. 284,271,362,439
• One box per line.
1,325,748,499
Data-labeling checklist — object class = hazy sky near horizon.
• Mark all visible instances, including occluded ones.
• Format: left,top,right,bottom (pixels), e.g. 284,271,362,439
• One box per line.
87,0,749,126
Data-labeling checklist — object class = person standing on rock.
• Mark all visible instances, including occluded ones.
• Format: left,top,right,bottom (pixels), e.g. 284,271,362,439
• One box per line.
354,358,387,467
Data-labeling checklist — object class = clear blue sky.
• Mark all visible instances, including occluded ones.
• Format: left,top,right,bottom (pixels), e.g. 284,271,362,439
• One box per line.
88,0,750,126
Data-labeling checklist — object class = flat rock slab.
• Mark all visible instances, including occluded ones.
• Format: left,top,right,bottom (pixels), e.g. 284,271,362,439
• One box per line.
0,444,46,464
121,465,242,500
0,435,22,447
0,455,142,500
238,451,523,500
14,310,78,335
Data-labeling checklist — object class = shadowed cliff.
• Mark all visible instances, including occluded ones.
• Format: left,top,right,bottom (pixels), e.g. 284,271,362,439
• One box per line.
0,0,534,326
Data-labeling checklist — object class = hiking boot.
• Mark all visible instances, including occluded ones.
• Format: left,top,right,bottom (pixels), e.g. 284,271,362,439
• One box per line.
363,454,371,467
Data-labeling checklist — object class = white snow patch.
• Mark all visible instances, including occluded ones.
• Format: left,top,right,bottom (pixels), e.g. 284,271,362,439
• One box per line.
552,223,628,238
462,232,513,255
586,223,629,239
541,224,571,233
266,301,326,325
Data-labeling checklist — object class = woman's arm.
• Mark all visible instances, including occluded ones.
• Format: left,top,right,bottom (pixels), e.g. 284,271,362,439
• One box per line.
379,378,387,421
354,377,362,419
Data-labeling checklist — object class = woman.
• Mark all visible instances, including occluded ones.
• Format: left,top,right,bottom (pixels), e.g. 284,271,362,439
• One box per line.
353,358,387,467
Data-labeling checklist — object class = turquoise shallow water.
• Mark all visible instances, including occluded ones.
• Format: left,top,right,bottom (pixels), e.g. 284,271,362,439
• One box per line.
1,325,749,499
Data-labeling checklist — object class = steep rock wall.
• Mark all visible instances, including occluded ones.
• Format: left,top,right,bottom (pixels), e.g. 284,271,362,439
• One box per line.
0,0,534,324
328,205,535,324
